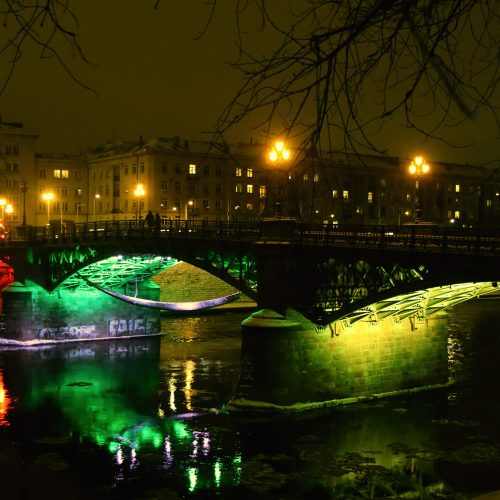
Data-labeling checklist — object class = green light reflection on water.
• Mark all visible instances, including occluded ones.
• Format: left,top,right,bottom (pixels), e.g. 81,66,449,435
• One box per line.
14,344,241,494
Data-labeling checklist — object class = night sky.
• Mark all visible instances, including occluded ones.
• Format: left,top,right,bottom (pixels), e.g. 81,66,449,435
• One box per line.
1,1,499,166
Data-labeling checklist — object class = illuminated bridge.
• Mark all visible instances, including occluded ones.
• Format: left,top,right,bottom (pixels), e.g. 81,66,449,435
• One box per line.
1,219,500,411
1,219,499,325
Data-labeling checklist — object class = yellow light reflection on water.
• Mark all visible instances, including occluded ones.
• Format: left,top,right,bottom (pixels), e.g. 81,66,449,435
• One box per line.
214,459,222,487
188,467,198,492
184,360,196,411
0,370,12,426
168,375,177,412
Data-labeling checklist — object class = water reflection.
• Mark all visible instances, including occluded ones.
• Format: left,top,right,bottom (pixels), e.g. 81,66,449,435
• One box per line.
0,369,12,426
0,306,498,498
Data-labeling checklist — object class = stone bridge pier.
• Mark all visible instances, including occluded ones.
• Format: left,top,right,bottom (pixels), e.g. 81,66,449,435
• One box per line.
229,307,449,412
229,234,456,413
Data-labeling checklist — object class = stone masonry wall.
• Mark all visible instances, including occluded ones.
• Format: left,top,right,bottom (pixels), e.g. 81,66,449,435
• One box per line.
234,310,449,409
151,262,254,305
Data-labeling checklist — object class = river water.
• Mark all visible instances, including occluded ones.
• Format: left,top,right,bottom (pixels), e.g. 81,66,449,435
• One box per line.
0,301,499,499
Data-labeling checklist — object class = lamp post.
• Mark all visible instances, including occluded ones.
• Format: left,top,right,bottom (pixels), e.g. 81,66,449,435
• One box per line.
20,178,28,225
0,198,6,223
5,204,13,227
268,140,291,217
41,192,54,226
408,156,430,221
134,183,145,222
93,193,100,221
76,203,86,224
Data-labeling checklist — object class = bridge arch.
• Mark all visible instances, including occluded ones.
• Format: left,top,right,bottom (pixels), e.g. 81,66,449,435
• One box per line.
29,239,258,301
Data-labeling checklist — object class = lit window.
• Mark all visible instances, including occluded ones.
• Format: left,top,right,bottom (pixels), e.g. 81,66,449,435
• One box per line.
454,210,460,218
247,168,253,178
53,169,69,179
259,186,266,199
332,190,338,198
486,199,492,207
235,183,242,193
246,203,253,210
343,190,349,200
455,184,460,193
313,173,319,182
235,167,242,177
189,164,197,175
246,184,253,194
367,192,373,203
303,173,309,181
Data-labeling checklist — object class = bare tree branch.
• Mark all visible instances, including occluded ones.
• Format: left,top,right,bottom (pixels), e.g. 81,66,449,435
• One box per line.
210,0,500,160
0,0,96,95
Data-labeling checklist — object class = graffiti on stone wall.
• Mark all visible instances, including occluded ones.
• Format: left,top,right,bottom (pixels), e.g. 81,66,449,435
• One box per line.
108,318,157,336
37,324,98,340
36,318,158,340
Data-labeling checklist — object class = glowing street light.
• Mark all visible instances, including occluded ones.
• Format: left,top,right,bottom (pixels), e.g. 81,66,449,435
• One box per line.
268,140,291,163
408,156,430,221
41,192,54,226
93,193,100,221
134,183,145,221
268,140,292,216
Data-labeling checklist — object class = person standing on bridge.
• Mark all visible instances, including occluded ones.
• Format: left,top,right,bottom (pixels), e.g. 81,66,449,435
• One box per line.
145,210,155,231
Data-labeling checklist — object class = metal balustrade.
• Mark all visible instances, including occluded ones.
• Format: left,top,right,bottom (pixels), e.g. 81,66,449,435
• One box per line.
2,219,500,256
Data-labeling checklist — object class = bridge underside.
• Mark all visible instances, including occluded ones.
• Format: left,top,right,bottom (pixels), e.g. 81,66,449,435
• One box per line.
57,255,179,295
336,281,499,328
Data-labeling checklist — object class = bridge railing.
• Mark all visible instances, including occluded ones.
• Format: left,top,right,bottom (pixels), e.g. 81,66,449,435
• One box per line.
4,219,500,256
293,222,500,255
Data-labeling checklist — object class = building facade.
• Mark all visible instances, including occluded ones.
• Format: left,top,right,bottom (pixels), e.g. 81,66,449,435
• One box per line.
1,118,500,231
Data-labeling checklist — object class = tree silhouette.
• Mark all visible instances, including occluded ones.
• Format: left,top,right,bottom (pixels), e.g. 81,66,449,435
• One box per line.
210,1,500,157
2,1,499,160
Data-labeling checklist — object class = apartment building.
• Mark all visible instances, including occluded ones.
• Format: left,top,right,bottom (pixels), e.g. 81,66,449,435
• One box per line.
2,117,500,230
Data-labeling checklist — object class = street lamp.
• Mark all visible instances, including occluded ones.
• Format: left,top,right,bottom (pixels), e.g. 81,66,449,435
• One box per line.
408,156,430,221
185,200,194,221
134,183,145,222
41,192,54,226
20,178,28,225
268,140,292,216
93,193,100,221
